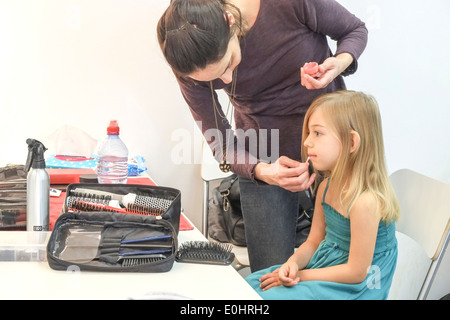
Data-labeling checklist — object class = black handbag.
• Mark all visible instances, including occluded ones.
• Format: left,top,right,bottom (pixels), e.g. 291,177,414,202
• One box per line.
208,175,246,246
0,165,27,230
208,174,314,247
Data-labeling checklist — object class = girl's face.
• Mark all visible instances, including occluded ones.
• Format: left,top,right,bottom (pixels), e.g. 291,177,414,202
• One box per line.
304,107,341,172
188,34,241,84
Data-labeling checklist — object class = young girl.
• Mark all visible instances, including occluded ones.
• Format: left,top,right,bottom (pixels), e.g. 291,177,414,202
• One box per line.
246,90,400,299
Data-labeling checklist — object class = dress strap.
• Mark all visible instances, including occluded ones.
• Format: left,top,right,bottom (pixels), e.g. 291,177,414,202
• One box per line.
323,178,331,203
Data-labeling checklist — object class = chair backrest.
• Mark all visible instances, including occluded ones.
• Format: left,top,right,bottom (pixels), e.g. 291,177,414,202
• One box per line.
387,169,450,299
390,169,450,260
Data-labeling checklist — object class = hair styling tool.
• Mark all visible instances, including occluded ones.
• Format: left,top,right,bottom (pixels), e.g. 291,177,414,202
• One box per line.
119,254,167,267
70,188,173,210
58,230,173,266
175,241,235,265
66,193,115,208
99,235,173,266
68,200,164,216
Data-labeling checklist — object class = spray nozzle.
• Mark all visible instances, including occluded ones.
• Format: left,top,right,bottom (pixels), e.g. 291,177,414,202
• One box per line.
25,138,48,172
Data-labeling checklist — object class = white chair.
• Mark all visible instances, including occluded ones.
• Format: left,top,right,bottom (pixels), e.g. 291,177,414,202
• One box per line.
388,169,450,300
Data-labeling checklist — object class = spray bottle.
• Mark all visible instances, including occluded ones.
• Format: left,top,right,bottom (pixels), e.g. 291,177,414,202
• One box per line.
25,138,50,231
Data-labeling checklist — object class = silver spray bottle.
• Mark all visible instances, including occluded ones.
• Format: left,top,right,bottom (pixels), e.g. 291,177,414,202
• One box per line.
25,138,50,231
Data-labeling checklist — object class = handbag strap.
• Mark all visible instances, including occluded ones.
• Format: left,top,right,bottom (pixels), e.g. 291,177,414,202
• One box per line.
218,174,238,211
217,174,314,220
218,174,238,194
299,189,314,221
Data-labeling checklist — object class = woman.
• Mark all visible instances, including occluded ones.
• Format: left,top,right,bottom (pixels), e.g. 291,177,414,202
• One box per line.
157,0,368,272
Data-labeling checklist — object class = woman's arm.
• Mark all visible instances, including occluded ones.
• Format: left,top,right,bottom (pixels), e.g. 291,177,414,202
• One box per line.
298,0,368,89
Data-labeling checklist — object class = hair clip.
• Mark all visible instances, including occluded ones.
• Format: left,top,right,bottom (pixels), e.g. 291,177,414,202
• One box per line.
166,22,198,37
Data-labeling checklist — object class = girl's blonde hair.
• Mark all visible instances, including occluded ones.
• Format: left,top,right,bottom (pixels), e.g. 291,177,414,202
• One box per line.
302,90,400,223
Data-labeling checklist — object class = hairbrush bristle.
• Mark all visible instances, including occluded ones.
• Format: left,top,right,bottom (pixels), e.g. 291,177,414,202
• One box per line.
68,200,160,216
175,241,235,265
67,192,112,207
121,255,166,267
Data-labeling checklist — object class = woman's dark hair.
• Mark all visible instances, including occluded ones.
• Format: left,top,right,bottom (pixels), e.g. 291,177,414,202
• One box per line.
157,0,242,77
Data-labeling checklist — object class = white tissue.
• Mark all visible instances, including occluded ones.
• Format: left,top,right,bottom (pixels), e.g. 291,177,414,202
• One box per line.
47,125,97,157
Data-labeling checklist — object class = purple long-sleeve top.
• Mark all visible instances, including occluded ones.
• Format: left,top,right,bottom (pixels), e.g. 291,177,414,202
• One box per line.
177,0,368,181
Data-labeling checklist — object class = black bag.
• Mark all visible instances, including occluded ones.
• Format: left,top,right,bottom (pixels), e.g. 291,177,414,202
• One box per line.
208,174,314,247
0,165,27,230
208,175,245,246
47,211,178,272
47,183,181,272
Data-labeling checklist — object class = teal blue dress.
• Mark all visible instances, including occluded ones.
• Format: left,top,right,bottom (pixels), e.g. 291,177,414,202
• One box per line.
246,182,398,300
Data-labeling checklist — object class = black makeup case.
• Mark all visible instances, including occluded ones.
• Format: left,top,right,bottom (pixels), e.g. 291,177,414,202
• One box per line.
47,183,181,272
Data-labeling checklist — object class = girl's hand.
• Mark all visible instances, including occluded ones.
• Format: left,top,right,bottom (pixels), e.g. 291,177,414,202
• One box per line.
254,156,315,192
258,262,301,291
278,261,300,286
259,268,282,291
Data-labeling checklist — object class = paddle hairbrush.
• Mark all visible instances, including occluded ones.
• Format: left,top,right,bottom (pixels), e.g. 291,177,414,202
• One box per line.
175,241,235,265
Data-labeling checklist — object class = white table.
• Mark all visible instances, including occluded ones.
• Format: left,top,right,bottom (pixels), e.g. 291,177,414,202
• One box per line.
0,226,261,300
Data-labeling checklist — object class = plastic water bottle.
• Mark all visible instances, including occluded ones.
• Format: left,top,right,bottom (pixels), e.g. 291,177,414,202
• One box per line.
97,120,129,184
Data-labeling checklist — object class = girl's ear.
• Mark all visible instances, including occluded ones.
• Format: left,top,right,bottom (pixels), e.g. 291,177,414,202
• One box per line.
225,11,235,27
350,130,360,153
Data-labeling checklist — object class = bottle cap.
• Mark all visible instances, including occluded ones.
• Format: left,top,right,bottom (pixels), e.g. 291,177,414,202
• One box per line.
107,120,120,135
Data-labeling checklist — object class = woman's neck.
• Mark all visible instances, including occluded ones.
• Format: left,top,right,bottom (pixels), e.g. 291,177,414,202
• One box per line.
230,0,260,33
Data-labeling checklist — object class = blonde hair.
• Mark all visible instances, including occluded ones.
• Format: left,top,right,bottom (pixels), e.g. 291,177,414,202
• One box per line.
302,91,400,223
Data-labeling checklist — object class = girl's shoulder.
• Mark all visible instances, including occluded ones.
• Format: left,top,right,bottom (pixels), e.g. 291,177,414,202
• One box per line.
349,191,381,221
316,178,329,200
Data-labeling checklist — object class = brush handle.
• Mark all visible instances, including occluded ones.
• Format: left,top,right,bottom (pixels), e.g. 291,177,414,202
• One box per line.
72,188,124,201
71,188,143,206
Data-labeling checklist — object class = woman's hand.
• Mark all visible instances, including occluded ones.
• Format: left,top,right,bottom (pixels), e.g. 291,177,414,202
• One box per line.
300,53,353,90
254,156,315,192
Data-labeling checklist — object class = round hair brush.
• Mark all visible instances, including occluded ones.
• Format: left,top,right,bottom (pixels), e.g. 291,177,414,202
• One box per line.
70,188,172,212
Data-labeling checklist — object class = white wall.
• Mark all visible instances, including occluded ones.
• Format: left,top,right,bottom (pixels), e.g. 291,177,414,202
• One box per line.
337,0,450,184
0,0,204,227
0,1,449,232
